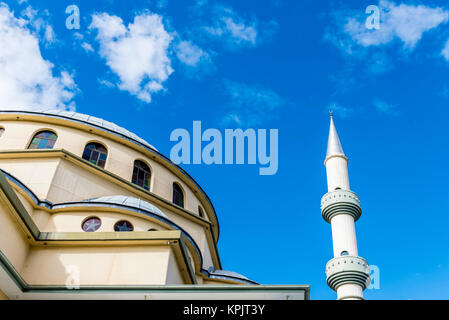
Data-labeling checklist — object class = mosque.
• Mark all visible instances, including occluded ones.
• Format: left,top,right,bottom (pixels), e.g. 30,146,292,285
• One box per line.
0,109,369,300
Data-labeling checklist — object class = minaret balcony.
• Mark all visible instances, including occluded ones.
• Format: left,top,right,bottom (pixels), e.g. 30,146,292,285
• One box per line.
321,189,362,223
325,256,371,292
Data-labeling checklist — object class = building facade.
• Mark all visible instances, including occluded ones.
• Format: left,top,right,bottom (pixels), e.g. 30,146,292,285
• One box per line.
0,109,309,300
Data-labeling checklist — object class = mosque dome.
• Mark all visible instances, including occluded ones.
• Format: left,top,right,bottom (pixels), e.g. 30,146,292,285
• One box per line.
0,108,158,151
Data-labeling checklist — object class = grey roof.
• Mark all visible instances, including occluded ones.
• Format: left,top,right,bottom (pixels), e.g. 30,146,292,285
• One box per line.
83,195,167,219
210,269,250,280
326,114,345,159
207,268,257,284
0,108,157,151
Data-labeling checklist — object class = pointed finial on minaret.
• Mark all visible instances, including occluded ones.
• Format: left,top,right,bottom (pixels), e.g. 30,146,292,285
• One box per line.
325,113,346,163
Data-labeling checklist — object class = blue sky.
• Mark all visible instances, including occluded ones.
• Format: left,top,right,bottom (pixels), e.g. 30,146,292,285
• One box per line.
1,0,449,299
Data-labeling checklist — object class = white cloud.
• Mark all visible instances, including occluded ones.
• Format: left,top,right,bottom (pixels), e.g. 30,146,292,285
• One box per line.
222,113,243,126
223,16,258,44
175,40,210,67
71,32,94,54
73,32,84,40
442,39,449,61
336,1,449,50
0,3,76,110
44,25,55,44
20,5,56,46
89,12,173,103
205,16,257,46
81,42,94,53
373,99,399,115
327,102,353,118
98,78,115,88
20,5,36,20
440,84,449,98
222,80,285,126
203,5,277,49
156,0,168,9
366,51,391,74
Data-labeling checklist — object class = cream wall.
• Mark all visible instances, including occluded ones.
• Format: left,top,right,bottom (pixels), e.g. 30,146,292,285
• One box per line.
48,158,135,201
20,246,177,285
2,157,216,271
0,158,59,200
0,192,192,287
0,118,219,271
201,235,214,269
0,201,30,275
166,248,185,285
0,158,216,270
0,288,8,300
13,179,214,272
0,120,206,218
45,211,168,233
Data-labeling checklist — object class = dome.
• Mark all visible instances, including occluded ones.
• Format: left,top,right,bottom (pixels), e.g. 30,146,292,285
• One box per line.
0,108,157,151
82,195,167,219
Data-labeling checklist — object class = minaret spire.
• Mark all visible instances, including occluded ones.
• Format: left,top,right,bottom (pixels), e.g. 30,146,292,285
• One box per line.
324,115,349,191
321,115,370,300
326,114,345,161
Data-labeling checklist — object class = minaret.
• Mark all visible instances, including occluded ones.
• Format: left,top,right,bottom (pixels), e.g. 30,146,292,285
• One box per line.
321,113,370,300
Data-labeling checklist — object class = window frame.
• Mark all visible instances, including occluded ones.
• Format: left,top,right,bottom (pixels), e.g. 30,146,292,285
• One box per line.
172,182,185,208
27,130,58,150
82,141,108,168
114,220,134,232
81,216,102,232
132,159,152,191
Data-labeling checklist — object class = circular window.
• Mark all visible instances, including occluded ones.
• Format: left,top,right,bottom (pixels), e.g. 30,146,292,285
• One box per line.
82,217,101,232
114,220,134,232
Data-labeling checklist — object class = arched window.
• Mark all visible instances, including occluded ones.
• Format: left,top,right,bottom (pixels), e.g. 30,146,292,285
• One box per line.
132,160,151,190
82,142,107,168
28,130,57,149
198,206,204,218
173,182,184,208
340,251,349,256
0,128,4,137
